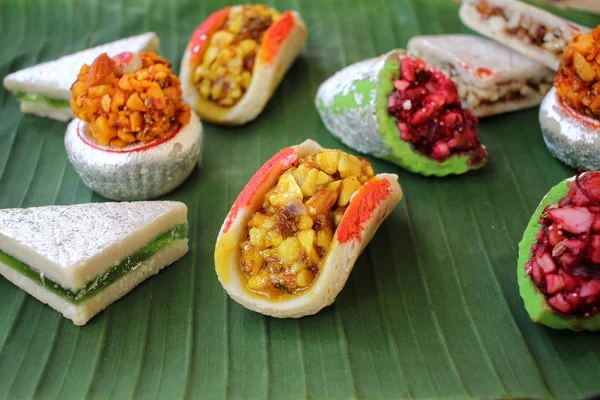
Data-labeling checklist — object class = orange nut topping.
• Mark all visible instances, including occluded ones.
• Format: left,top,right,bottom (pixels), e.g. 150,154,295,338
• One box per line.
71,52,191,147
555,27,600,119
192,5,280,107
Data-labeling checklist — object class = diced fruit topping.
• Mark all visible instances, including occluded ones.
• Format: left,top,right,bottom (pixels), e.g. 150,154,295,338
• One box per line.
387,56,486,165
71,52,190,148
193,5,280,107
554,27,600,119
240,149,375,298
547,207,594,234
525,172,600,316
548,293,572,314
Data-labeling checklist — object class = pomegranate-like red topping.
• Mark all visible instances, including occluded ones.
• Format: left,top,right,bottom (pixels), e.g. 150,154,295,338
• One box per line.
387,56,486,164
526,172,600,316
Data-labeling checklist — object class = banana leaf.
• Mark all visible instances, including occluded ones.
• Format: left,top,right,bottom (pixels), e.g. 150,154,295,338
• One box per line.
0,0,599,398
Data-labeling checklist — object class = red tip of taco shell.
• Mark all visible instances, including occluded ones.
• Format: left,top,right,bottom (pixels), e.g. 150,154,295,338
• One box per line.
223,147,298,233
187,7,231,67
337,178,394,244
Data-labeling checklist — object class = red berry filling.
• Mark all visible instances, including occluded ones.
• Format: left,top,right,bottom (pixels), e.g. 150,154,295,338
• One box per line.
526,172,600,316
387,56,486,165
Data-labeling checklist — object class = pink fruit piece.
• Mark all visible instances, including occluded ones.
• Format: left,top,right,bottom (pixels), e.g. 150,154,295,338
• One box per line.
548,227,562,246
393,80,410,91
563,238,587,256
548,207,594,234
593,215,600,232
532,261,544,284
548,293,572,313
113,51,142,76
546,274,565,294
559,270,579,291
537,252,557,274
566,292,583,307
557,252,578,268
588,234,600,263
579,280,600,298
432,142,451,161
401,58,416,82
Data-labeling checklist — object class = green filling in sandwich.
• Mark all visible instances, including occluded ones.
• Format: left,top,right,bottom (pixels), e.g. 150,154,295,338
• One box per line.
0,223,188,304
14,92,70,108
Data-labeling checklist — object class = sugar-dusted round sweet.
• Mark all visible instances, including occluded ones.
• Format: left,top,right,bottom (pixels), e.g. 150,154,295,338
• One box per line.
540,88,600,171
65,113,202,201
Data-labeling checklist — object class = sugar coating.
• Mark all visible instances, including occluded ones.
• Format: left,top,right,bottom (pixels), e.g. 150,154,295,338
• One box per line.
315,54,391,158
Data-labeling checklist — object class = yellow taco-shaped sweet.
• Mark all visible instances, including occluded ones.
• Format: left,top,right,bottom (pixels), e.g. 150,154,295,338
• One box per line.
215,140,402,317
180,5,307,125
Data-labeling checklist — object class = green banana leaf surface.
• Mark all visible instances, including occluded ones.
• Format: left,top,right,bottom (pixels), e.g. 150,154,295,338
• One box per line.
1,0,600,398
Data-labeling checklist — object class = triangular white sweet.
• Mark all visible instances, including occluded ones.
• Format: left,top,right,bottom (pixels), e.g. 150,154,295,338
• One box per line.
0,201,186,290
3,32,159,101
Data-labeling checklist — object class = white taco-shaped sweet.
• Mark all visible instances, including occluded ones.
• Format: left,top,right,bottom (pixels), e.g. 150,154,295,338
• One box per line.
0,201,188,326
316,50,487,177
540,26,600,170
180,5,307,125
459,0,588,70
66,52,202,201
2,32,158,121
407,34,554,117
214,140,402,317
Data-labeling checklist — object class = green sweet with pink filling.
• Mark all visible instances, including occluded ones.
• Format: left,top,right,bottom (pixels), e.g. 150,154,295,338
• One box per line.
518,172,600,331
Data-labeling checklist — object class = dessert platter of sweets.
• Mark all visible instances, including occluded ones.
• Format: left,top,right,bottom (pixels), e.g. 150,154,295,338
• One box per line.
0,0,600,398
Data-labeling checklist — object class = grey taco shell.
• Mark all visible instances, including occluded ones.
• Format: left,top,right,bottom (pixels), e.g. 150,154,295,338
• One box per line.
315,53,393,159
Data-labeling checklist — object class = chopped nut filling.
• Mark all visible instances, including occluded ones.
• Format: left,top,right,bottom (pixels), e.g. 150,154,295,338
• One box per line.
555,27,600,119
71,52,191,148
193,5,280,107
415,53,553,109
240,150,375,298
475,0,568,56
450,68,553,109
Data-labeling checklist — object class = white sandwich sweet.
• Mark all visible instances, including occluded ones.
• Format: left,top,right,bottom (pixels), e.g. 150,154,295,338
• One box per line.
3,32,159,121
0,201,188,325
408,34,555,117
459,0,588,70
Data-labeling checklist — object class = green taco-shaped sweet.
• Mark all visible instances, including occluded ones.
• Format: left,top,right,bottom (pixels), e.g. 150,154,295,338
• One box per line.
315,50,487,177
518,171,600,331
